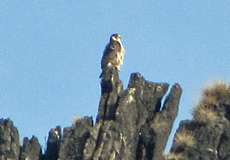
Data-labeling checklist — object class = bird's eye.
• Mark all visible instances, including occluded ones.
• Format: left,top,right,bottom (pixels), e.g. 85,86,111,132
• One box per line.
111,36,117,41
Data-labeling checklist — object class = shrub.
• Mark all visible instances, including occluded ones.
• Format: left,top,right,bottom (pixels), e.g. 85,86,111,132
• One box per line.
165,153,185,160
193,82,230,124
193,104,219,124
202,82,230,106
175,129,195,148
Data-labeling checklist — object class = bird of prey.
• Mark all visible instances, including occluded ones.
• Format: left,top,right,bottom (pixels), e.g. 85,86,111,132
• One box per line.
101,33,125,73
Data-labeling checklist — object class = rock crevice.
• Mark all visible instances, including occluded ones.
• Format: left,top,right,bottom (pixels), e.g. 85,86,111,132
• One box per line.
0,68,183,160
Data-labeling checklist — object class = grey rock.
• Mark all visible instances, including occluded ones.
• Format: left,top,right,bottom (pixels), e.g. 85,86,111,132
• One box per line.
84,68,182,160
44,126,61,160
58,116,93,160
0,67,183,160
0,118,20,160
19,136,42,160
169,84,230,160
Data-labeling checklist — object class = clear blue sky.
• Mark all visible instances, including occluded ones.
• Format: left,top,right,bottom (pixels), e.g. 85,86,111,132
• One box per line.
1,0,230,152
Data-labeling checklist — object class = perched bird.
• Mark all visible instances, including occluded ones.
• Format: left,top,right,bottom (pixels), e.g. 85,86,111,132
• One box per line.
101,33,125,73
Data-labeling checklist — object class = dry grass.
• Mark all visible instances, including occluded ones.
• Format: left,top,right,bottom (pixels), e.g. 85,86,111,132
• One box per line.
165,153,185,160
202,82,230,106
175,130,196,147
193,82,230,124
152,120,168,130
72,116,82,126
151,115,169,131
193,104,219,124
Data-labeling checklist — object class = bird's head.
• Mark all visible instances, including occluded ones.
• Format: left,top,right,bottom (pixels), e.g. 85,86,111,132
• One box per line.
110,33,122,43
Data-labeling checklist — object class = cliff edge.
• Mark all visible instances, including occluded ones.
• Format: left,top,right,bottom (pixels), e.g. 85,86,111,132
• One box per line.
1,68,230,160
0,67,182,160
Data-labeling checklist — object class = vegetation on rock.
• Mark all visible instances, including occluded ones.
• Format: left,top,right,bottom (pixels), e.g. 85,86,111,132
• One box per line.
168,82,230,160
0,73,230,160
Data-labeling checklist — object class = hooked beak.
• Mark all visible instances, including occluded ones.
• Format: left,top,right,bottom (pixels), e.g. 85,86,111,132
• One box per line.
117,34,122,40
111,33,122,42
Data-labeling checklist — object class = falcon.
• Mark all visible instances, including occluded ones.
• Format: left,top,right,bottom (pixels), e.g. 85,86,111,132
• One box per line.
101,33,125,72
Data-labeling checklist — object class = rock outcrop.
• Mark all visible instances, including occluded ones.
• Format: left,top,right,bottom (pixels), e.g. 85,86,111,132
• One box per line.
0,67,182,160
20,136,42,160
6,67,230,159
83,68,182,160
168,83,230,160
58,117,93,160
44,126,61,160
0,118,20,160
